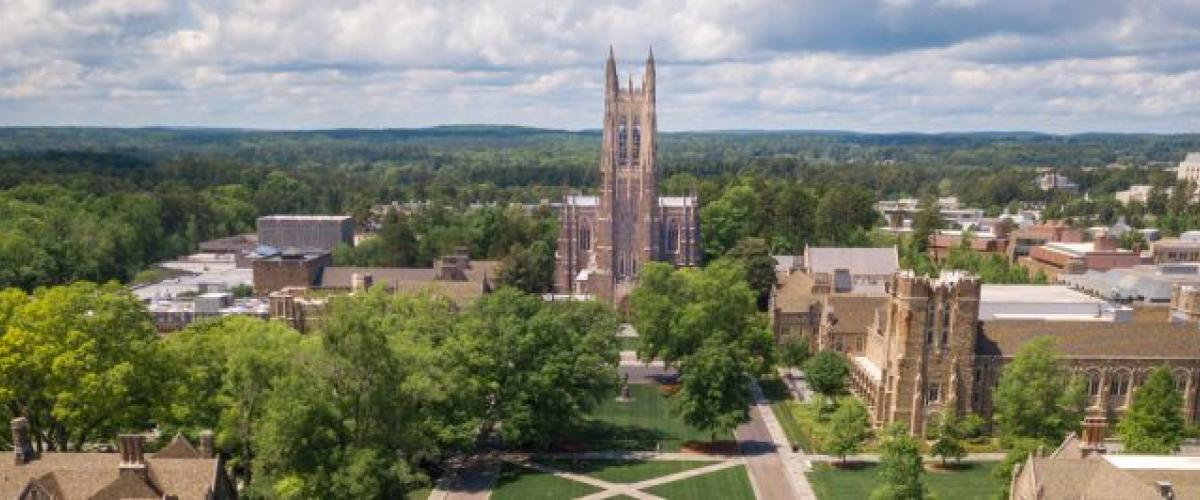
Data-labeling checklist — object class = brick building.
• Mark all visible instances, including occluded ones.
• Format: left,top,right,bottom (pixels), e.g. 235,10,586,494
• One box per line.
555,49,700,306
256,215,353,253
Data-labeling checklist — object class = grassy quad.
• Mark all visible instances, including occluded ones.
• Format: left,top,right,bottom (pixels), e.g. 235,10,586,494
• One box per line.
642,464,756,500
490,463,602,500
806,461,1004,500
579,384,732,451
533,457,714,484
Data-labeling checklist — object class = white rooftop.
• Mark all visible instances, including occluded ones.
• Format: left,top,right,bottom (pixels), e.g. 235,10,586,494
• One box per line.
1103,454,1200,470
981,285,1106,304
258,214,351,221
658,196,697,207
565,195,599,206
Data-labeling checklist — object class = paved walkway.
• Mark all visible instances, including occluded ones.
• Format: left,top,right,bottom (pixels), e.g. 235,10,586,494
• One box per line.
779,367,814,402
503,453,744,500
739,379,816,500
429,455,499,500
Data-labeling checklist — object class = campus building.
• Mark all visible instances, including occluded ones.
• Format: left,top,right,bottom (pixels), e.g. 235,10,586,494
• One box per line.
554,49,700,306
772,262,1200,436
1,418,236,499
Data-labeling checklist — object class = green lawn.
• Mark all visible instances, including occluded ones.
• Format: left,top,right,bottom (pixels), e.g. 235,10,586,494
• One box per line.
643,465,756,500
580,384,731,451
618,336,641,351
534,457,713,483
491,463,601,500
770,395,881,454
807,461,1004,500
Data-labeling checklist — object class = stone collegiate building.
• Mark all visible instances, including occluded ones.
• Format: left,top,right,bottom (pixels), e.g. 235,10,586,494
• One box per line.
773,258,1200,436
849,272,1200,436
555,49,700,305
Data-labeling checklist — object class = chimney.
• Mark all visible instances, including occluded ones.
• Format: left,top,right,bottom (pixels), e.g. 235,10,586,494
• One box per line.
118,434,147,477
198,430,214,458
1080,416,1107,457
11,417,35,465
1157,481,1174,499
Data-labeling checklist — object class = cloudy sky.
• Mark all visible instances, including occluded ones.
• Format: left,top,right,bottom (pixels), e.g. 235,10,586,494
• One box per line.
2,0,1200,132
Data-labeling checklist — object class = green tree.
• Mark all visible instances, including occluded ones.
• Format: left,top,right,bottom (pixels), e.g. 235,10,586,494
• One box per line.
672,339,752,441
727,237,778,308
449,288,620,448
825,398,871,464
911,195,943,252
871,424,927,500
930,412,966,466
700,184,760,259
1118,365,1185,454
779,335,811,369
804,351,849,412
630,261,773,374
496,241,555,294
992,337,1087,446
159,316,303,474
0,282,166,451
815,184,878,245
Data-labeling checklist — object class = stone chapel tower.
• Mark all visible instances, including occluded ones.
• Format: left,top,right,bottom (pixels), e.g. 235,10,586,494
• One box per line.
555,48,700,306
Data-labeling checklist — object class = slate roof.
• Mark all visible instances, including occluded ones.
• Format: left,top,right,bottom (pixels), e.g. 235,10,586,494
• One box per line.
0,452,221,500
804,246,899,276
824,295,888,333
975,318,1200,358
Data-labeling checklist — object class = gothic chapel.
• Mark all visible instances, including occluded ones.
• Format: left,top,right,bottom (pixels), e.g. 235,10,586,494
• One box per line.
555,48,701,305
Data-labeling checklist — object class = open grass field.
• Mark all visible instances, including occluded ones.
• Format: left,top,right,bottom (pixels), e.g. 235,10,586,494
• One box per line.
534,457,713,483
490,463,601,500
579,384,731,451
642,464,756,500
807,461,1004,500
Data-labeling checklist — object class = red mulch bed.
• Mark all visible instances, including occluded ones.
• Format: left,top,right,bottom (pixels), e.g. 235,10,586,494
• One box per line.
657,383,680,396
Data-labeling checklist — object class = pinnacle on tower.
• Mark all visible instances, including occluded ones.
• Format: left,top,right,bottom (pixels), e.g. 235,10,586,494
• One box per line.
605,47,618,98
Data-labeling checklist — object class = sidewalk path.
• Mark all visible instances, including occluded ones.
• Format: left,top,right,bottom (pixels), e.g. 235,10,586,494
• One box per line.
739,378,816,500
504,453,743,500
429,455,499,500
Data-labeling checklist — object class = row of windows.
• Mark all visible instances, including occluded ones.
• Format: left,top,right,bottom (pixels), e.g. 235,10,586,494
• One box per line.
574,220,684,253
616,122,642,165
1084,370,1191,398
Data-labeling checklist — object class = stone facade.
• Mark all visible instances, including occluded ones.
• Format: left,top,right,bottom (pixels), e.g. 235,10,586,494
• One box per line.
840,271,1200,436
850,272,980,435
555,49,700,305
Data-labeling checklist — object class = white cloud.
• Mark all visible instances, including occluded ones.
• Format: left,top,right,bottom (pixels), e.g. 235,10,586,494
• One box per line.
0,0,1199,132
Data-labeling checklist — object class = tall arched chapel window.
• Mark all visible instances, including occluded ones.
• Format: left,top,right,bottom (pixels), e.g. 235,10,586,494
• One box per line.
632,122,642,163
617,122,627,164
578,222,591,251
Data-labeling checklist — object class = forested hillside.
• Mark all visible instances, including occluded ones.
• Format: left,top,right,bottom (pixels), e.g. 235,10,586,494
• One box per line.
0,126,1198,290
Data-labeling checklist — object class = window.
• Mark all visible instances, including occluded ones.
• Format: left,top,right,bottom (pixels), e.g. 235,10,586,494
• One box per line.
665,219,679,253
925,329,934,346
926,383,941,403
1087,371,1101,397
632,123,641,163
578,223,591,251
617,122,627,164
940,330,949,350
1110,371,1131,398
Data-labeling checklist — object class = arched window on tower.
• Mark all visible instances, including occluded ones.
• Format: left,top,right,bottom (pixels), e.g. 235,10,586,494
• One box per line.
617,122,627,165
578,222,590,251
632,122,642,163
665,219,679,254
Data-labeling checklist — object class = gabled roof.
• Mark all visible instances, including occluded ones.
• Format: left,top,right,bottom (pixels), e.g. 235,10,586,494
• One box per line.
976,318,1200,358
804,246,899,277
